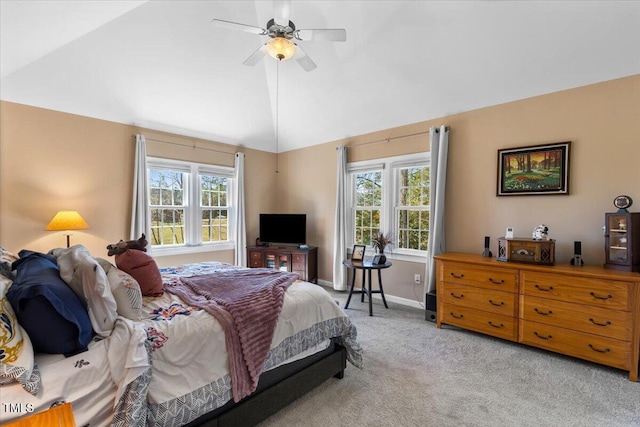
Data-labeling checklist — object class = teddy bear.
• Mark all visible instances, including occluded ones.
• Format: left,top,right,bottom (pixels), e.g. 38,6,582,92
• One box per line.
107,234,148,256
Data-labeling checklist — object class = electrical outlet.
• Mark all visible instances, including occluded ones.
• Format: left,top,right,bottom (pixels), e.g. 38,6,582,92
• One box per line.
414,274,421,284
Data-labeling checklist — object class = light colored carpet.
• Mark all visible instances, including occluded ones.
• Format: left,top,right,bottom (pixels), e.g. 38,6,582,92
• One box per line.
260,288,640,427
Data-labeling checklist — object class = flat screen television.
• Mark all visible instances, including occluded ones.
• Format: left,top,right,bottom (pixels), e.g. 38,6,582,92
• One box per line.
259,214,306,245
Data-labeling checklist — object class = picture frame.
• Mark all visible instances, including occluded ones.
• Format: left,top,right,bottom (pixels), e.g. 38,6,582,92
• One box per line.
497,141,571,196
372,254,382,265
351,245,366,261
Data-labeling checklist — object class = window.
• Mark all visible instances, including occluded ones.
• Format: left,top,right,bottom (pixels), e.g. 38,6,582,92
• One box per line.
149,169,186,245
200,174,228,243
348,153,430,260
147,158,234,254
396,166,430,251
354,170,382,246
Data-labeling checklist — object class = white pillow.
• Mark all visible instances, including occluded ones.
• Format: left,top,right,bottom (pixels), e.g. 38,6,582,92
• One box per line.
0,275,41,395
97,258,143,321
49,245,118,337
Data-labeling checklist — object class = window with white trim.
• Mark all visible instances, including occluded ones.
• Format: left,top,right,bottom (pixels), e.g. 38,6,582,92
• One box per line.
348,153,430,260
396,165,430,251
147,158,234,253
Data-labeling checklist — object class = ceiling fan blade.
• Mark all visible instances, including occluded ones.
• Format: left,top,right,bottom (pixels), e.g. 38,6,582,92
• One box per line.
295,29,347,42
273,0,291,27
211,18,266,35
243,44,269,66
293,45,317,72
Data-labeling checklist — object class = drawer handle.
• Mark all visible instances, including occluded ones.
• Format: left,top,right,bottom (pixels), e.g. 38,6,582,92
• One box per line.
534,308,553,316
450,292,464,299
488,321,504,328
535,284,554,292
589,318,612,327
588,344,611,354
590,292,613,301
489,299,504,307
534,331,552,340
450,272,464,279
450,312,464,319
489,278,504,285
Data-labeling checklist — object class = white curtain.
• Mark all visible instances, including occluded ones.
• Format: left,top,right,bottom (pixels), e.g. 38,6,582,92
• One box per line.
130,134,150,243
233,152,247,267
426,125,449,294
332,146,348,290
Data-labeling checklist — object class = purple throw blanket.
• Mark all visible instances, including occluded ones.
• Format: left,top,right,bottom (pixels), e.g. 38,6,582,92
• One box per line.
166,268,299,402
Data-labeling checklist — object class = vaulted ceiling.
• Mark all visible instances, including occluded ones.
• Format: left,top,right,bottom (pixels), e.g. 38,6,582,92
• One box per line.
1,1,639,152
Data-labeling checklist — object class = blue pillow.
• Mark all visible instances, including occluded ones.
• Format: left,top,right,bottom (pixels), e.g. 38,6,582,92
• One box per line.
7,250,93,356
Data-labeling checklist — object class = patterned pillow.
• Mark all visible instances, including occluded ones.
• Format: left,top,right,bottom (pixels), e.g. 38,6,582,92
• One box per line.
115,250,164,297
97,258,143,321
0,247,18,280
0,275,41,395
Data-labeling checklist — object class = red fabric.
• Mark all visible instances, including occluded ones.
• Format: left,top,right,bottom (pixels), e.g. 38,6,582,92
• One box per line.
166,268,298,402
115,250,163,297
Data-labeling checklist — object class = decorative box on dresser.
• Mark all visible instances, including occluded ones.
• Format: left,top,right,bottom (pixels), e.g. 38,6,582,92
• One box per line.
247,246,318,284
435,253,640,381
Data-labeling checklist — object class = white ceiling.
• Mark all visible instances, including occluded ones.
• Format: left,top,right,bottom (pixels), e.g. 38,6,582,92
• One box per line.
1,1,639,153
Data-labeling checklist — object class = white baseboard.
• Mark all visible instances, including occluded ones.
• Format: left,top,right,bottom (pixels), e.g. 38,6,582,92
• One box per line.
316,280,424,310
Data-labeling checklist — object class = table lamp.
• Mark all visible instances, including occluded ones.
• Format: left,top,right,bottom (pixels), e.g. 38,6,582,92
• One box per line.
45,210,90,247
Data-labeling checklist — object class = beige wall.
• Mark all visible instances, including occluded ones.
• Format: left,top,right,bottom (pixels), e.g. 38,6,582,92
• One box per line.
2,74,639,303
0,102,275,267
279,74,640,301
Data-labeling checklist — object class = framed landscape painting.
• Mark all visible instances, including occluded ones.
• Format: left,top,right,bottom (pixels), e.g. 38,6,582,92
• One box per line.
497,142,571,196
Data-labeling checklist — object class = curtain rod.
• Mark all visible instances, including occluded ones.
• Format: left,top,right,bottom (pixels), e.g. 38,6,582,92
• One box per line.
134,135,236,156
341,130,429,149
339,126,450,150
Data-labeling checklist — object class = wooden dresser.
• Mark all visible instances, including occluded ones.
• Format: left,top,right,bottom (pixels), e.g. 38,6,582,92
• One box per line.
435,253,640,381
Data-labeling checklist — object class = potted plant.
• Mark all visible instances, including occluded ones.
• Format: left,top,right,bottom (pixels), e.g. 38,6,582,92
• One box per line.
371,232,393,255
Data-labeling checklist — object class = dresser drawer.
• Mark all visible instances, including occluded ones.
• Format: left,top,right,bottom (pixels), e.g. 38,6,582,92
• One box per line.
442,262,518,293
292,254,307,271
520,320,630,370
442,306,517,341
521,271,630,310
249,251,262,259
521,295,632,341
442,283,517,317
249,259,262,268
292,254,306,263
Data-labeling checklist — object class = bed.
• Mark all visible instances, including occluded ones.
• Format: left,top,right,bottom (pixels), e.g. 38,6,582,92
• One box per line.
0,248,362,427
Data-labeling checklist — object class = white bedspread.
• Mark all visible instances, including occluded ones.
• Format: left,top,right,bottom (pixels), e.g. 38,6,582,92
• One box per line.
0,262,362,427
0,318,147,427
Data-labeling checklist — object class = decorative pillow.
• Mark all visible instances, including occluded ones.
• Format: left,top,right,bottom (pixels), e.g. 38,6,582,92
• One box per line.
96,258,143,321
115,250,164,297
0,247,18,280
49,246,118,337
7,250,93,356
0,275,41,395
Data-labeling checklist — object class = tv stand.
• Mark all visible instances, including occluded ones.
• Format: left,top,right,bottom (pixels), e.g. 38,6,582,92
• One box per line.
247,246,318,284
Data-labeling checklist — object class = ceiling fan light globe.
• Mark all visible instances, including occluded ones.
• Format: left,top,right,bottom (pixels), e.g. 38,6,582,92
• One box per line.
267,37,295,61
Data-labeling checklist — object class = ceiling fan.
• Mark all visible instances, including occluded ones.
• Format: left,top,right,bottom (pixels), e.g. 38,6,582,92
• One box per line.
211,0,346,72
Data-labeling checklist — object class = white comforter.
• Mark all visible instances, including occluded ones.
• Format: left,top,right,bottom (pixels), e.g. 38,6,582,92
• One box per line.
0,262,362,427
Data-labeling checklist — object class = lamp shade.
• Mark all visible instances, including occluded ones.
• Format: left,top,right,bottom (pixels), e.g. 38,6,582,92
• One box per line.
266,37,296,61
45,211,90,231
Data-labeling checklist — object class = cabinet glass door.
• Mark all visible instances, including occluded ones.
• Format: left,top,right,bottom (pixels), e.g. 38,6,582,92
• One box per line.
607,214,629,264
265,254,276,269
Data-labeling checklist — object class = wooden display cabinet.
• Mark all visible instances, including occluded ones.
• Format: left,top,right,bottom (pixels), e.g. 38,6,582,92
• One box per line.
604,212,640,272
247,246,318,283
